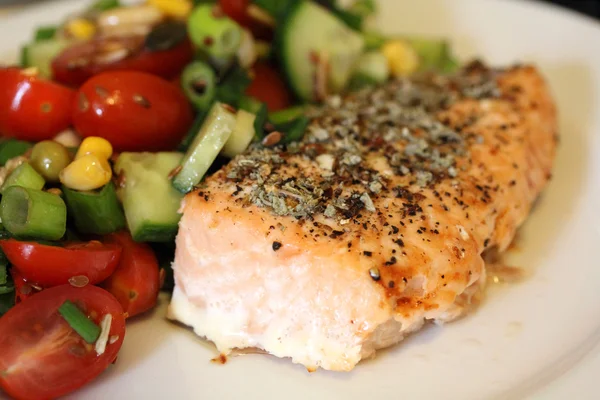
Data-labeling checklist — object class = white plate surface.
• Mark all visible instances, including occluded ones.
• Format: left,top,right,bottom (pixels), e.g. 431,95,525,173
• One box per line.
1,0,600,399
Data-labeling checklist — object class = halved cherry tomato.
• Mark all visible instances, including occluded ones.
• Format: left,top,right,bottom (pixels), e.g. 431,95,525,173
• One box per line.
0,284,125,400
0,239,122,288
102,231,160,318
51,36,193,87
218,0,273,40
72,71,193,151
245,62,292,112
0,68,74,141
10,269,35,304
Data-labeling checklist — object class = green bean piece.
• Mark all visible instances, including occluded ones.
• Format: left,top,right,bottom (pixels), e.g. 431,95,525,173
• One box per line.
0,186,67,241
1,163,45,194
188,4,242,59
58,300,100,344
0,140,33,166
269,106,306,125
30,140,72,182
62,182,126,235
181,61,217,111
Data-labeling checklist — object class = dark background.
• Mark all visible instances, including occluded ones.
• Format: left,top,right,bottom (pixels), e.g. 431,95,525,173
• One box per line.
0,0,599,17
548,0,600,17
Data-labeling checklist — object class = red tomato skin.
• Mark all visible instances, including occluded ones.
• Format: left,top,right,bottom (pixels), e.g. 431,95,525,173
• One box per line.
0,285,125,400
102,231,160,318
218,0,273,40
51,37,194,87
245,62,292,112
0,68,74,141
72,71,194,151
0,240,122,288
10,269,34,304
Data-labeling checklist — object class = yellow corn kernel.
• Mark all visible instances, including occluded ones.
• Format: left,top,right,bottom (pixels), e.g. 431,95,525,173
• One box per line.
76,137,113,161
59,154,112,191
381,40,420,77
147,0,192,19
65,19,97,40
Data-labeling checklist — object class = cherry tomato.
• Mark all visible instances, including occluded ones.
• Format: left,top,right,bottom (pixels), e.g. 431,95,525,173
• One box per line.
72,71,193,151
0,284,125,400
10,269,35,304
0,240,122,288
245,62,292,112
102,231,160,318
219,0,273,40
0,68,74,141
51,36,193,87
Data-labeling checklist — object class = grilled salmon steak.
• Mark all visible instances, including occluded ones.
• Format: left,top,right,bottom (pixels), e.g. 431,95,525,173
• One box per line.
168,63,557,371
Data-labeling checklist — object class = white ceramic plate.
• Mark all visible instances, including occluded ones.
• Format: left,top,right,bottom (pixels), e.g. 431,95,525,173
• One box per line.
1,0,600,398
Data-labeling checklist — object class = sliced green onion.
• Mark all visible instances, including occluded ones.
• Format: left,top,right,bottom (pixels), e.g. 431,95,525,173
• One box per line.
70,192,120,234
0,265,7,287
34,26,57,42
0,186,66,240
215,66,251,107
363,31,387,50
0,285,14,295
253,0,298,20
62,182,126,235
188,4,243,59
1,163,45,194
0,140,32,166
58,300,100,344
269,106,306,125
181,61,217,111
0,291,14,316
278,116,310,145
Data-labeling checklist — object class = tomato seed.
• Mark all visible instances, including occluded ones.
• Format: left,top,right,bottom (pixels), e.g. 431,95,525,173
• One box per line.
262,131,282,147
132,94,151,109
69,345,87,357
40,102,52,113
69,275,90,288
78,92,89,112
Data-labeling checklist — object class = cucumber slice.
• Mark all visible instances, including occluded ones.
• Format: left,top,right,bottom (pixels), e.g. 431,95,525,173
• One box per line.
404,37,451,71
222,109,256,158
114,152,184,242
172,103,237,193
348,50,389,90
278,2,364,101
23,39,72,78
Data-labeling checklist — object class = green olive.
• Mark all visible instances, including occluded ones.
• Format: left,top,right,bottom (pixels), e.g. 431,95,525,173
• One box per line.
30,140,72,182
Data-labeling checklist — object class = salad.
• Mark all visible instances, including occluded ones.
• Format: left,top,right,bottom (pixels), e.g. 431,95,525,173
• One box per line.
0,0,457,398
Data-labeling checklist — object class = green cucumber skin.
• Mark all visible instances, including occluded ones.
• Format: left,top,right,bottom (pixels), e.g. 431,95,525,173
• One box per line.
172,103,236,193
23,39,72,78
277,2,365,102
115,152,184,242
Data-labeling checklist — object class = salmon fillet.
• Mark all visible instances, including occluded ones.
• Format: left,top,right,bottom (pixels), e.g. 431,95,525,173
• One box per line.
167,63,557,371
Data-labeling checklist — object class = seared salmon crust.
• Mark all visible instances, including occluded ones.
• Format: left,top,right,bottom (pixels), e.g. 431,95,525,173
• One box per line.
168,62,557,371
